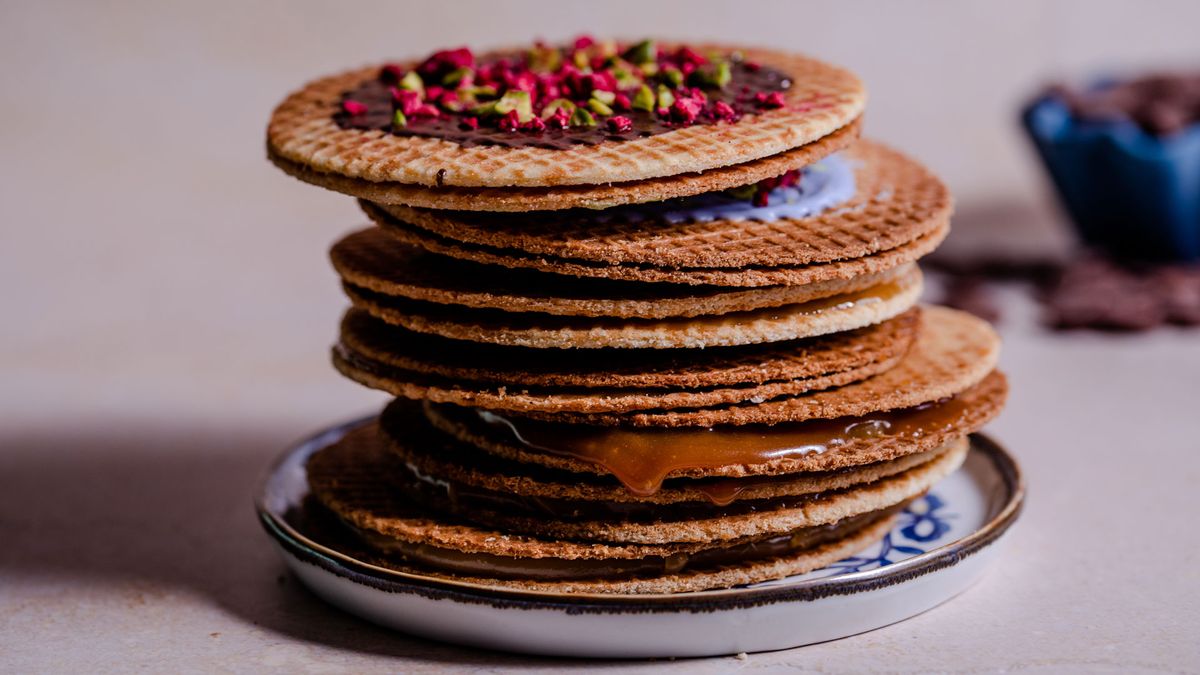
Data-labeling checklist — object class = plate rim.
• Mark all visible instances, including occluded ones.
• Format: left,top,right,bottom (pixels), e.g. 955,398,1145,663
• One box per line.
255,415,1024,614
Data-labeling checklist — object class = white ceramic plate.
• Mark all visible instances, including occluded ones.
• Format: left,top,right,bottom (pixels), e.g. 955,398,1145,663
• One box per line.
256,417,1023,658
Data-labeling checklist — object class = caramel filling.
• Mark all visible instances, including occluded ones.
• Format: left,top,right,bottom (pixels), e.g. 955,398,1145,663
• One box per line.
394,447,939,522
349,506,897,581
460,394,977,496
396,459,825,522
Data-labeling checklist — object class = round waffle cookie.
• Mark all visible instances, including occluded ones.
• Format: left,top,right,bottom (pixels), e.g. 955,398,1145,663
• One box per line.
503,305,1000,425
419,368,1007,484
270,118,861,211
337,307,919,389
267,43,866,191
367,140,950,269
332,227,915,319
342,264,923,350
366,201,949,288
305,424,911,594
333,309,919,414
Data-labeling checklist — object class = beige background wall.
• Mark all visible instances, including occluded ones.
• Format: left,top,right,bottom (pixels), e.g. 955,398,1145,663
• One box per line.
2,0,1198,427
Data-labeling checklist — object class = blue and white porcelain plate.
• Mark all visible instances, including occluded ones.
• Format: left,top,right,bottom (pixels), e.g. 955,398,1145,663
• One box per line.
257,418,1024,658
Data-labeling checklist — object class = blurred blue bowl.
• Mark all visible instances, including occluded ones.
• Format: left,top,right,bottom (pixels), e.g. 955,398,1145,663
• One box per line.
1022,92,1200,262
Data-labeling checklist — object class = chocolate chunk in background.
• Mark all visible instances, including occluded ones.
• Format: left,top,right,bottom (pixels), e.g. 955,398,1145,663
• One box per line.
1158,266,1200,325
927,252,1200,332
1048,71,1200,136
938,275,1001,324
1044,255,1200,331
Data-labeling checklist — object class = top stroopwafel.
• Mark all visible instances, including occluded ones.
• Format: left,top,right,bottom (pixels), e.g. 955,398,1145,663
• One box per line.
367,140,950,269
267,43,865,191
268,118,860,211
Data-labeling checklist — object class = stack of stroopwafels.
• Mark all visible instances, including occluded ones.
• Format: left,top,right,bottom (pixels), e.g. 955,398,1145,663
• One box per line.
267,38,1007,594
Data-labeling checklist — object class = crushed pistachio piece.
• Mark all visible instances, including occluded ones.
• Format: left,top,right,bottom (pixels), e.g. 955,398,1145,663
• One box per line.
392,109,408,128
464,85,497,99
470,101,499,117
591,89,616,105
494,90,534,122
632,85,656,112
623,40,656,65
540,98,576,119
570,107,597,127
656,85,676,108
441,67,473,87
711,61,732,88
587,98,614,116
398,71,425,96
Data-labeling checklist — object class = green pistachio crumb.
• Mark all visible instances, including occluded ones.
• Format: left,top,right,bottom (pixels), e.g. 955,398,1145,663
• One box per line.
611,66,641,89
441,67,473,87
662,67,684,88
623,40,656,65
711,61,732,88
392,110,408,128
591,89,616,105
656,85,676,108
587,98,614,116
470,101,499,117
632,85,656,112
570,107,597,127
495,90,534,122
399,71,425,96
540,98,576,119
465,85,498,99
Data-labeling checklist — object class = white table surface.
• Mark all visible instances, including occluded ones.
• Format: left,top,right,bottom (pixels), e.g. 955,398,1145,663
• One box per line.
3,3,1199,672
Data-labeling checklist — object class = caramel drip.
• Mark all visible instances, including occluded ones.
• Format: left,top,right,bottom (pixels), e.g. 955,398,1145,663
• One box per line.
475,395,973,497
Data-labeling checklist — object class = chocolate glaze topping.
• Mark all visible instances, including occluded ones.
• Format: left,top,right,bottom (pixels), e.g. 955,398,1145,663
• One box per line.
333,42,798,149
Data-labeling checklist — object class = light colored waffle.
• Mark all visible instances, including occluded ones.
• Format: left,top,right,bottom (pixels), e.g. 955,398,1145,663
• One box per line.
423,367,1006,479
268,118,860,211
267,44,866,189
337,307,918,389
370,204,949,288
343,265,922,349
509,305,1000,425
333,227,915,319
371,140,950,269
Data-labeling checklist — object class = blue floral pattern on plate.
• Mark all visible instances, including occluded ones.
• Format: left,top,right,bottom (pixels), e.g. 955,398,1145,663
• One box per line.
810,493,956,578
